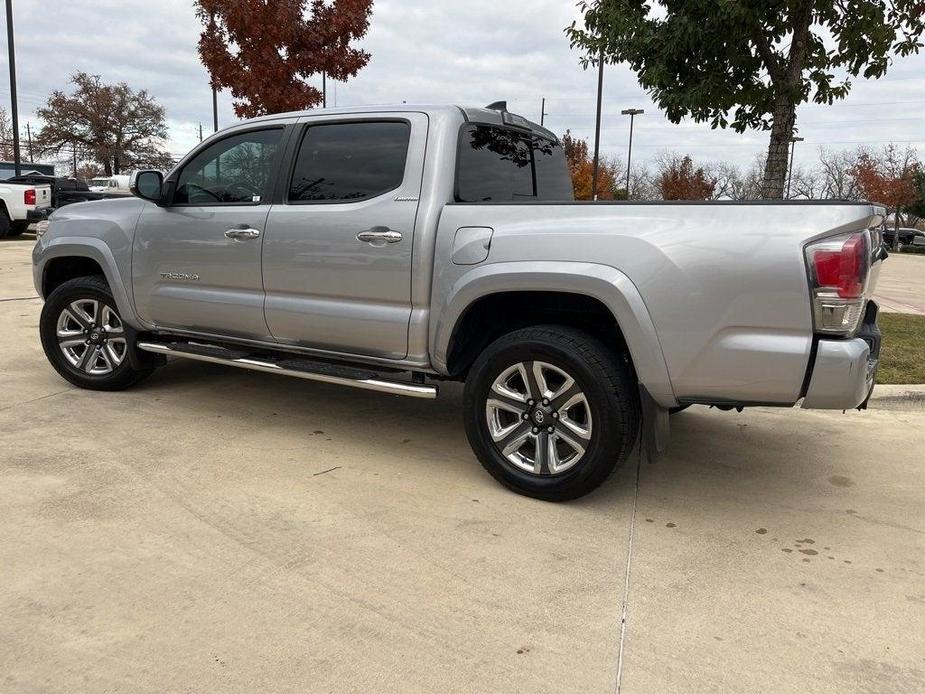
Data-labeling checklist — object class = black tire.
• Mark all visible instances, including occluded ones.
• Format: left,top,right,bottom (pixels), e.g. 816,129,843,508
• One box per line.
40,275,154,391
8,221,30,236
0,209,10,238
464,325,640,501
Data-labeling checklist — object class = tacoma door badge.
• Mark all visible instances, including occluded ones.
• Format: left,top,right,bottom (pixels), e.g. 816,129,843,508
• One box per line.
160,272,200,281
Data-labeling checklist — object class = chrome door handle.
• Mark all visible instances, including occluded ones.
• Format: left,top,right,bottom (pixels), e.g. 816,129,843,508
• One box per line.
224,227,261,240
356,227,402,244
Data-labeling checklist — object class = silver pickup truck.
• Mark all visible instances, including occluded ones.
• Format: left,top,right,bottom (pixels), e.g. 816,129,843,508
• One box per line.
33,103,885,500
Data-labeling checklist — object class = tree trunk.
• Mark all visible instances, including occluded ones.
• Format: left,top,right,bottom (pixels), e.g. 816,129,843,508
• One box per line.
103,160,112,176
894,209,901,251
761,93,796,199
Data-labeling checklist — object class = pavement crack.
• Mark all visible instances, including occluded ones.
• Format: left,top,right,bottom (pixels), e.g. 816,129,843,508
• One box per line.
614,445,643,694
0,388,73,412
0,295,40,302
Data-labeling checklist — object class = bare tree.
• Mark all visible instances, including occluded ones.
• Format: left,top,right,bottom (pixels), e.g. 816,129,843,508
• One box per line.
817,147,861,200
705,161,743,200
0,107,15,161
788,164,825,199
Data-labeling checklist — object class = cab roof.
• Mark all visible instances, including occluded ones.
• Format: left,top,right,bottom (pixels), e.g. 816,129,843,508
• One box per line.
242,103,558,142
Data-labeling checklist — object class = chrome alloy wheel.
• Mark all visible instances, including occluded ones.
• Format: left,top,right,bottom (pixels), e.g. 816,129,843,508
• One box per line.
55,299,127,375
485,361,593,475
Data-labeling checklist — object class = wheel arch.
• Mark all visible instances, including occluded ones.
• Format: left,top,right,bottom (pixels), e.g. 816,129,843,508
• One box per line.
35,238,141,329
431,262,677,407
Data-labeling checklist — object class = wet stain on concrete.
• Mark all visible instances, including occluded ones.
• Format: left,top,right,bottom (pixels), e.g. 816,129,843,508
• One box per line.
665,522,676,528
828,475,854,487
645,518,654,523
799,549,818,556
755,528,768,534
782,548,793,553
796,538,815,544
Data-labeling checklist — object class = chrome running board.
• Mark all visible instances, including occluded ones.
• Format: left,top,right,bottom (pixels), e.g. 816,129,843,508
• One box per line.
137,341,438,399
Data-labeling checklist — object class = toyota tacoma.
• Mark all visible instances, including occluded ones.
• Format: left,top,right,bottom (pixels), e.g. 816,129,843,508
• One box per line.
33,103,885,500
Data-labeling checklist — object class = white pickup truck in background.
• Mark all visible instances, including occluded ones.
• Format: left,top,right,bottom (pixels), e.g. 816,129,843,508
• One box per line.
0,179,52,237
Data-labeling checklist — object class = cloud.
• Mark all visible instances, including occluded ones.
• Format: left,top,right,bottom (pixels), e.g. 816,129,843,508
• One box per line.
1,0,922,171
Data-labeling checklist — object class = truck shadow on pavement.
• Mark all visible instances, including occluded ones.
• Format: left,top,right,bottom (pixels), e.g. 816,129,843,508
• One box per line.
138,358,842,512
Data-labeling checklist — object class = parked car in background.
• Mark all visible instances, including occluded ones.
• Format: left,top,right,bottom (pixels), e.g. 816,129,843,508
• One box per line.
6,174,112,209
88,175,132,195
882,227,925,248
0,178,52,237
32,103,886,500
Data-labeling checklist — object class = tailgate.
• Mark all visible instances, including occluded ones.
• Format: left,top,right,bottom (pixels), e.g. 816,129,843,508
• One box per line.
34,185,52,209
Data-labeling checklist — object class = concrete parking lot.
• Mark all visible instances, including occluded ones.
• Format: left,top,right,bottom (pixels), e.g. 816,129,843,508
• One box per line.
2,234,923,693
874,252,925,315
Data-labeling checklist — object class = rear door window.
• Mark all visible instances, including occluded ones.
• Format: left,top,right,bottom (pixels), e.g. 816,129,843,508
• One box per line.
289,121,411,202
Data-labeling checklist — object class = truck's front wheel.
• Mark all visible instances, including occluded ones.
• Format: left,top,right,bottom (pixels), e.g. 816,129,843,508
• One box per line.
40,276,154,391
463,326,640,501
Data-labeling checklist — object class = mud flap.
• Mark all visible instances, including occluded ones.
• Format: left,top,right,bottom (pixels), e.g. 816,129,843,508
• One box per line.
638,385,670,462
124,325,166,371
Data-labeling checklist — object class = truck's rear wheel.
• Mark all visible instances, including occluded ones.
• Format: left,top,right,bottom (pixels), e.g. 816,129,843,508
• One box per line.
0,209,10,238
40,276,154,391
8,221,30,236
463,325,640,501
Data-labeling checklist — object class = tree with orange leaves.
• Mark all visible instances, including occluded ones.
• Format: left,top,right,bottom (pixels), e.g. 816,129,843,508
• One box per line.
561,130,624,200
657,153,715,200
850,144,920,249
195,0,373,118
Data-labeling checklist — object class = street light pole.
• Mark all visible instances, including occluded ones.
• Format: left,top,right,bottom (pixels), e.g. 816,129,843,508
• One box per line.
786,136,804,199
5,0,21,176
212,85,218,132
621,108,644,197
540,97,548,126
591,46,605,200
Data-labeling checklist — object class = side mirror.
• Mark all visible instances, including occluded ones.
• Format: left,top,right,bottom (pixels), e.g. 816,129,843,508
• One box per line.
130,170,164,204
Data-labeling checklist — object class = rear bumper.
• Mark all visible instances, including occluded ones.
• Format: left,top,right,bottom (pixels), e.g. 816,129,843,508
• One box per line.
27,207,52,222
802,302,880,410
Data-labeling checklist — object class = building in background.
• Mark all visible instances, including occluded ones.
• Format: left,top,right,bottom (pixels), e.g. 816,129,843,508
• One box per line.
0,160,55,179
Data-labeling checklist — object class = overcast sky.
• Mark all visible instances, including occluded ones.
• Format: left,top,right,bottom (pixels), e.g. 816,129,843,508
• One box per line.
1,0,923,172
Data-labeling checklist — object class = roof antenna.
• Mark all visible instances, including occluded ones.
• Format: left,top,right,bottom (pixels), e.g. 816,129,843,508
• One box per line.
485,101,507,111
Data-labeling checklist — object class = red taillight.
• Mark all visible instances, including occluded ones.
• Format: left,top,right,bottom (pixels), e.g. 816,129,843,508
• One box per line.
24,188,36,206
811,233,867,299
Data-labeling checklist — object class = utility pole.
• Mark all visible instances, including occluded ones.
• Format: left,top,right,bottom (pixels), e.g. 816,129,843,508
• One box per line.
322,71,327,108
198,122,203,142
212,85,218,132
621,108,644,197
71,143,77,176
786,136,804,199
540,97,548,126
591,46,605,201
5,0,21,176
25,120,31,160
